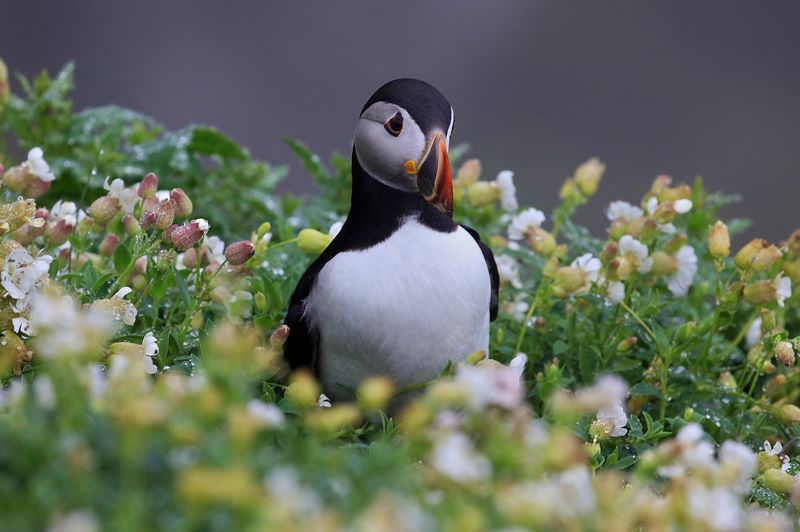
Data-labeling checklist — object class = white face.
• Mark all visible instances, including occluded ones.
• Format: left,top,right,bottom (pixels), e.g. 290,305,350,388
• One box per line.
355,101,453,193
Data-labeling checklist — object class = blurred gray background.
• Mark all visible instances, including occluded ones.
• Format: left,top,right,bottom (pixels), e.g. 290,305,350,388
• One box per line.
2,1,799,241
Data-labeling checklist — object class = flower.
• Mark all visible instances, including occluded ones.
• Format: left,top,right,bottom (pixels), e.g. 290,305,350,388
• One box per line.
606,280,625,303
30,292,116,358
596,404,628,437
508,208,546,241
718,441,757,494
23,147,56,182
495,254,522,288
1,247,53,313
666,245,698,297
317,394,332,408
91,287,137,326
619,235,653,274
746,318,763,349
674,198,693,214
142,332,159,374
224,240,255,265
328,220,344,238
103,177,139,213
570,253,601,292
496,170,518,210
686,483,741,531
246,400,286,428
502,293,530,322
170,219,210,251
775,273,791,307
576,374,629,411
205,236,226,264
763,440,783,457
429,432,491,483
606,201,643,222
455,353,527,410
49,200,79,227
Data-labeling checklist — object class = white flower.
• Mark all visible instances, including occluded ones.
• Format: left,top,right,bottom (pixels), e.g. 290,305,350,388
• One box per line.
606,200,643,222
456,353,528,410
317,393,332,408
247,400,286,428
103,177,139,213
719,441,757,494
606,280,625,303
12,316,31,335
576,374,629,411
142,332,159,375
571,253,601,291
24,147,56,182
49,200,79,227
495,254,522,288
666,245,698,297
496,170,518,210
429,432,491,483
328,220,344,238
205,236,226,264
746,318,763,349
674,198,693,214
34,375,56,410
46,509,100,532
502,293,530,322
508,208,545,241
597,404,628,437
30,292,116,359
265,467,322,515
97,286,138,326
1,247,53,313
775,273,791,308
686,483,741,532
658,423,716,478
763,440,783,457
619,235,652,274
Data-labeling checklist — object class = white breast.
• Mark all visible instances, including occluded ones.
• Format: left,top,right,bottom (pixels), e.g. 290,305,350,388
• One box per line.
306,219,491,400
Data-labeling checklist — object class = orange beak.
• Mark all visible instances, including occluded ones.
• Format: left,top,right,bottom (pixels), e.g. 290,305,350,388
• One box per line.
409,133,453,217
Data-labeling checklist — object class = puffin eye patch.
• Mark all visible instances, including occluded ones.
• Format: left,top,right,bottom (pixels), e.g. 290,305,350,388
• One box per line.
383,112,404,137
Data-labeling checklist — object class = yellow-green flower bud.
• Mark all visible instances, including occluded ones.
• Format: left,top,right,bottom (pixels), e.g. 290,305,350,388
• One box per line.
609,256,634,281
784,260,800,284
170,188,193,218
257,221,272,240
775,341,795,366
254,292,268,313
542,256,560,278
760,469,798,494
708,221,730,259
554,266,587,293
650,251,678,276
285,370,320,409
778,404,800,425
751,245,782,273
527,227,556,256
719,371,737,390
743,280,777,306
617,336,638,352
455,159,481,187
559,178,579,201
88,196,121,225
297,228,332,255
573,157,604,197
735,239,767,270
357,376,395,412
466,181,499,207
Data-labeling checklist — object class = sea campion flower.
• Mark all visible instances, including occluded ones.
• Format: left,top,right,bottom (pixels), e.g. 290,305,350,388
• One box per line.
224,240,255,265
496,170,518,210
569,253,601,292
606,201,643,223
171,219,210,251
507,208,555,255
573,157,604,197
103,177,139,213
1,247,53,313
88,196,121,224
91,287,137,326
170,188,193,218
316,394,332,408
615,235,653,277
246,400,286,428
138,172,158,199
495,254,522,288
455,353,527,411
30,291,115,358
708,221,731,259
605,280,626,303
775,273,791,307
666,245,698,297
429,432,491,483
108,331,159,374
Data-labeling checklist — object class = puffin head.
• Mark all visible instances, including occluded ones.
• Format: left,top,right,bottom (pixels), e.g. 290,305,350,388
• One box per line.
354,78,454,217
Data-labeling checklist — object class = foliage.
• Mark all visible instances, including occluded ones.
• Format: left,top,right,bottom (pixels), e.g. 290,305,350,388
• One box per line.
0,61,799,530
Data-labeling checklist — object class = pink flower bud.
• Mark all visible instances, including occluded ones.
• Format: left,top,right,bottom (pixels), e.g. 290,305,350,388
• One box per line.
170,188,193,218
224,240,255,265
45,219,74,246
154,199,176,230
99,234,120,257
270,324,290,348
138,172,158,199
121,214,141,235
88,196,121,224
164,223,179,244
24,178,51,198
140,210,157,229
133,255,148,274
3,165,30,192
170,219,209,251
181,247,199,269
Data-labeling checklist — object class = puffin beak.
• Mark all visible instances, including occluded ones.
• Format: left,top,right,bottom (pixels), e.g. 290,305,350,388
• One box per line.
407,132,453,217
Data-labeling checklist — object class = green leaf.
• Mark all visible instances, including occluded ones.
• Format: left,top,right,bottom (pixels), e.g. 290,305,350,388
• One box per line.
187,126,246,160
172,268,192,310
629,382,663,398
553,340,569,355
284,137,330,184
113,243,132,274
610,455,638,470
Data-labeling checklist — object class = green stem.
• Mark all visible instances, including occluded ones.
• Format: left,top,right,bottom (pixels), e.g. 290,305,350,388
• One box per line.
514,296,539,354
265,237,299,252
618,300,657,344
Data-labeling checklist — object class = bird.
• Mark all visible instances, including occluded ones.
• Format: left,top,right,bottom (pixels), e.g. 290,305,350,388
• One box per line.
283,78,499,402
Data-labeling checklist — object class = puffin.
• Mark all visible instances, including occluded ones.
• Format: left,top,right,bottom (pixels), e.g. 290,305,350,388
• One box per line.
283,78,499,401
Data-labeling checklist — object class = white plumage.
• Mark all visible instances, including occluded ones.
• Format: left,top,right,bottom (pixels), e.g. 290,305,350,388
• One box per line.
306,218,491,400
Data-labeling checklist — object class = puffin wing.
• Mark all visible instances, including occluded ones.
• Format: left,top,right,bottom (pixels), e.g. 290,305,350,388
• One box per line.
460,224,499,321
283,245,341,370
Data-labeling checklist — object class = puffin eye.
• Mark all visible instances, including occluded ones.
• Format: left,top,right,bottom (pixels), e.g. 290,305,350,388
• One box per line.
384,112,404,137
